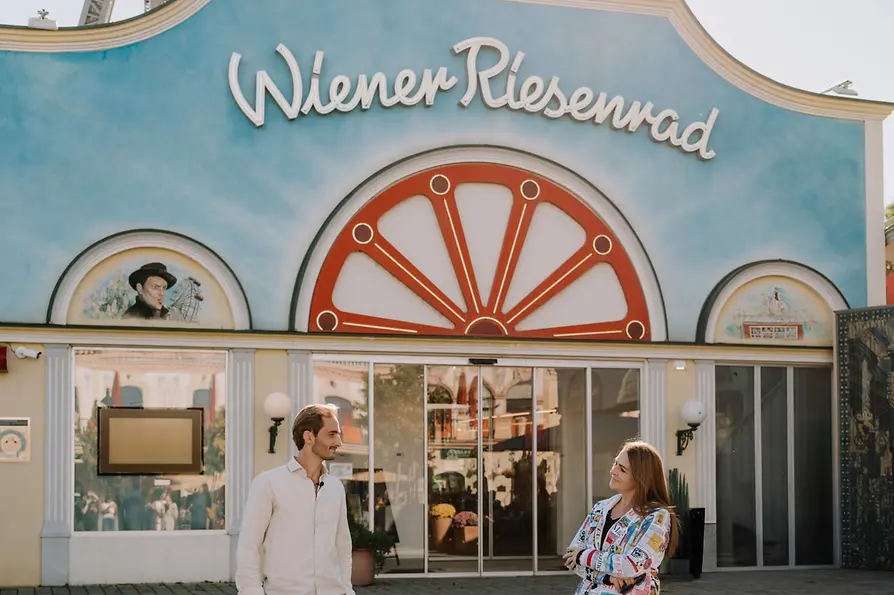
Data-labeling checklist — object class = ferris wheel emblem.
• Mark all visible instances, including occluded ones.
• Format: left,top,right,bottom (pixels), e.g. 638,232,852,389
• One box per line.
169,276,205,323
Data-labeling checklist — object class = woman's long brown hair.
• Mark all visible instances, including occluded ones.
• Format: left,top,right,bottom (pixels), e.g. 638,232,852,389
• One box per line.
620,440,680,558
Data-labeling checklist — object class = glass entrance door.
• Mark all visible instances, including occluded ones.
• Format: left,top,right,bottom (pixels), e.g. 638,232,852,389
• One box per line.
480,366,535,573
426,365,481,574
426,365,538,574
314,358,641,577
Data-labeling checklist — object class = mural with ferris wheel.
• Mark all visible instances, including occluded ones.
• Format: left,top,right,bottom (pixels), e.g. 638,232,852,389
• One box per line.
68,247,237,329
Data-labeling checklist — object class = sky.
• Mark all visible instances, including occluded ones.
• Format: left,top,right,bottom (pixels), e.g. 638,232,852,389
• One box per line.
1,0,892,202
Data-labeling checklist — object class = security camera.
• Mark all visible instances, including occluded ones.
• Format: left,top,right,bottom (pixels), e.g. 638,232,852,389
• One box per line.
13,347,42,359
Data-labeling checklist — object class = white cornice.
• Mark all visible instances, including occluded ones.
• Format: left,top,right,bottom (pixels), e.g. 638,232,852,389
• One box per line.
508,0,894,121
0,0,210,52
0,325,831,364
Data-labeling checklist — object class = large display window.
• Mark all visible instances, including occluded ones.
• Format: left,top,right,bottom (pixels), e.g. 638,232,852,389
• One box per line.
73,349,228,532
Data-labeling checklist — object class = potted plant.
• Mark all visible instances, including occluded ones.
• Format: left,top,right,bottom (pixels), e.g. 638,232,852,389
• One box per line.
452,511,479,555
429,503,456,551
664,468,690,576
346,513,396,587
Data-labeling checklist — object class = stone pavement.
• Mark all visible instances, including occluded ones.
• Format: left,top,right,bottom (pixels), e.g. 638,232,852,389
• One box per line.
3,571,893,595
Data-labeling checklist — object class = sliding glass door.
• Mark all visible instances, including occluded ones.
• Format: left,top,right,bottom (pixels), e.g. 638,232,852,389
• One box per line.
714,365,834,568
313,359,641,576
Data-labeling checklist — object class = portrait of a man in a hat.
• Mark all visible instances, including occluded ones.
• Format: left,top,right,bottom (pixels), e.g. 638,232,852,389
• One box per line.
122,263,177,320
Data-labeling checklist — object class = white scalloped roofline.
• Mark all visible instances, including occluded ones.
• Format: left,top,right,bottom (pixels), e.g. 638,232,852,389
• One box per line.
293,146,670,341
0,0,211,53
49,230,252,330
0,0,890,121
702,261,849,344
509,0,893,121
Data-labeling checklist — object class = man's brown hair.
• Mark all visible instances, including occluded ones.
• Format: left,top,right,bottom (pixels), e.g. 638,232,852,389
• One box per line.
292,403,339,450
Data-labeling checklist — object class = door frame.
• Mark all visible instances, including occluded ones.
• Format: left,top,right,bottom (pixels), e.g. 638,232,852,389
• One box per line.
312,353,644,577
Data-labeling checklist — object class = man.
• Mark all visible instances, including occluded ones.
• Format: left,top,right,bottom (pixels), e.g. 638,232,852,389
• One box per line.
122,262,176,320
236,404,354,595
189,483,212,530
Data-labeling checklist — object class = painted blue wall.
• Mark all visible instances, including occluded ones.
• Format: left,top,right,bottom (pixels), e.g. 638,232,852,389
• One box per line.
0,0,866,339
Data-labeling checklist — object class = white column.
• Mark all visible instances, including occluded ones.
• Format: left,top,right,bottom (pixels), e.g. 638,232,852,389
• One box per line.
41,344,73,586
694,360,716,522
227,349,255,579
641,359,667,459
864,119,885,306
287,350,314,459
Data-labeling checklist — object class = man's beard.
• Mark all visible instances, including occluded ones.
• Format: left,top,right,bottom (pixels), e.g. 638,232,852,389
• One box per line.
313,441,336,461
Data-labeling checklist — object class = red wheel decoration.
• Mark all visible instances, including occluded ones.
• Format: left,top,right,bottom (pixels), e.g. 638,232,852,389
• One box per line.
309,163,651,340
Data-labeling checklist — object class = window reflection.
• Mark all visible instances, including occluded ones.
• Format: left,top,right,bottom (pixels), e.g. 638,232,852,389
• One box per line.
591,368,640,504
73,349,227,532
715,365,758,567
313,362,369,523
536,368,588,572
373,364,425,574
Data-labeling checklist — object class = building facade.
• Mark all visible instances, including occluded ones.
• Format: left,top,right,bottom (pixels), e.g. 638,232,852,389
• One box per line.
0,0,890,586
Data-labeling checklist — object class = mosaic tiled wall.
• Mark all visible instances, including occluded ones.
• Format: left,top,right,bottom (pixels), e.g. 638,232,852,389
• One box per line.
837,307,894,570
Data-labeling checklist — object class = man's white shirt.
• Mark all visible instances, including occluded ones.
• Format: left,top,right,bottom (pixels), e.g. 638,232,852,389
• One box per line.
236,458,355,595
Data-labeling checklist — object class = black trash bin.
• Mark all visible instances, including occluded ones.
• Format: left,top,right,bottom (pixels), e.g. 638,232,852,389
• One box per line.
688,507,705,579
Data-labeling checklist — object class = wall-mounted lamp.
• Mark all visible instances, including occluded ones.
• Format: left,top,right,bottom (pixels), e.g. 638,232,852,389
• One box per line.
264,392,292,454
675,399,707,456
673,360,687,371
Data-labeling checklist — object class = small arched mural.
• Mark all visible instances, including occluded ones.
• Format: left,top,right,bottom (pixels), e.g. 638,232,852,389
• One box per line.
67,247,235,329
309,162,652,340
711,275,835,346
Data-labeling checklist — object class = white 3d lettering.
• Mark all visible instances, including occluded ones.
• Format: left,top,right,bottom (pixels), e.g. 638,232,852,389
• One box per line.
229,36,719,160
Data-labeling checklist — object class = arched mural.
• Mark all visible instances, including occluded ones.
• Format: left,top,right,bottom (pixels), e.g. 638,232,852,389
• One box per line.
296,147,667,341
698,261,849,346
48,230,252,330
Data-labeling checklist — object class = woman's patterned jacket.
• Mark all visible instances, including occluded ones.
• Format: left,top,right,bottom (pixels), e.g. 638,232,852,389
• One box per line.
568,494,673,595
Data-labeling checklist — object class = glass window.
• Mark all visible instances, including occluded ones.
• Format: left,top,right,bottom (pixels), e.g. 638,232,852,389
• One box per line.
425,366,480,575
794,367,834,565
714,365,833,568
760,367,789,566
313,361,369,523
537,368,587,572
73,349,227,532
372,363,425,574
481,367,534,574
591,368,640,504
715,365,757,567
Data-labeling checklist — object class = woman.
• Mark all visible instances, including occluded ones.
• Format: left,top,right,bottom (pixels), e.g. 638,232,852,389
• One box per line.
563,441,679,595
99,493,119,531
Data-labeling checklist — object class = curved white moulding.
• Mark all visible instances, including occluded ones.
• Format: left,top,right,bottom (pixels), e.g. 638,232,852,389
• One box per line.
294,145,669,341
701,260,849,345
48,229,252,330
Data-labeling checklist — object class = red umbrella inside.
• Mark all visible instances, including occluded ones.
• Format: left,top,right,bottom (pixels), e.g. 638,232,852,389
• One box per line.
207,373,217,428
469,376,478,422
457,372,468,405
111,372,122,407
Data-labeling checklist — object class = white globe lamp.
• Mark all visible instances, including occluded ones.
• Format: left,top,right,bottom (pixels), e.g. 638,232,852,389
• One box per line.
676,399,706,456
264,392,292,453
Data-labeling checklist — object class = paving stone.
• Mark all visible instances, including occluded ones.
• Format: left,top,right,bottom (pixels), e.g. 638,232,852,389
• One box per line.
4,571,894,595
